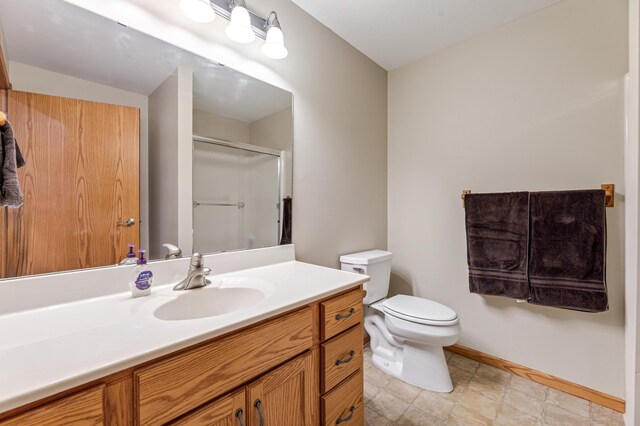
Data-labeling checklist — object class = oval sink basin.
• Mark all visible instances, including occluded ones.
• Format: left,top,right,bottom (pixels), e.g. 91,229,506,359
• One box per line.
154,277,274,321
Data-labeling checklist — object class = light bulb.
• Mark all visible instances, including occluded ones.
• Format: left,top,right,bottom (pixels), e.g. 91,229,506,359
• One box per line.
225,5,255,43
179,0,216,23
262,26,288,59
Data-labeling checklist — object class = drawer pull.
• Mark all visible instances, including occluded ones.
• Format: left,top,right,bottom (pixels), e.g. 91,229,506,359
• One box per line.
335,351,355,366
335,308,355,321
335,405,355,424
236,408,244,426
235,408,245,426
254,399,265,426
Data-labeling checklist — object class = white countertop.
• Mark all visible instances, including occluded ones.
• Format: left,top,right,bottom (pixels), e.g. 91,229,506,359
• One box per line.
0,260,367,413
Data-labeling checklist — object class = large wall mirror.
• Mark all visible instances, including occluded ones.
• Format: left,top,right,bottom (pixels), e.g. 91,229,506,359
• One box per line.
0,0,293,279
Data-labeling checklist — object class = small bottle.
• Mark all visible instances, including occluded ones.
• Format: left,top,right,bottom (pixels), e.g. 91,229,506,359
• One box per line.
119,244,138,265
129,250,153,297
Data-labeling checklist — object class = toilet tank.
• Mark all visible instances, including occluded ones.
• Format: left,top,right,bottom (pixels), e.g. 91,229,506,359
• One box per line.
340,250,393,305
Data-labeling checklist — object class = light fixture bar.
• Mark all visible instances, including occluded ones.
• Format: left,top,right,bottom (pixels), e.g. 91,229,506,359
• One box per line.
209,0,267,39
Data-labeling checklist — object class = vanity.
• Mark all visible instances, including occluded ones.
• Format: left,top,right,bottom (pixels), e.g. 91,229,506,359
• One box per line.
0,247,367,425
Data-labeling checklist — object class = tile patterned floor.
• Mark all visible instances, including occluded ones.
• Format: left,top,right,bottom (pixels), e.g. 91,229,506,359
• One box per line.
363,347,624,426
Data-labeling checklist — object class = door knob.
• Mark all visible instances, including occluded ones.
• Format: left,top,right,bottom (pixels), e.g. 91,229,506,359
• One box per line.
117,218,136,227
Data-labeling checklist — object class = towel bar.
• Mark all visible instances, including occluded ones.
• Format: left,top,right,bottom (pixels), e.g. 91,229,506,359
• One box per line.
461,184,615,208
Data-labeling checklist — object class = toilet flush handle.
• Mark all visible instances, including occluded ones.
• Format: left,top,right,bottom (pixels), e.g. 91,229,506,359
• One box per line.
353,267,365,274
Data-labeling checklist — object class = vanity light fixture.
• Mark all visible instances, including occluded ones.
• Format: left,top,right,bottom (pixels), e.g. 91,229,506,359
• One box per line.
262,12,288,59
225,0,255,43
179,0,289,59
179,0,216,23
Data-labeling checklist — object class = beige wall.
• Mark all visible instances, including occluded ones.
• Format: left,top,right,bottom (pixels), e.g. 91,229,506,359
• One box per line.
626,0,640,422
251,108,293,197
8,61,151,252
148,66,193,259
66,0,388,268
193,110,251,143
389,0,627,397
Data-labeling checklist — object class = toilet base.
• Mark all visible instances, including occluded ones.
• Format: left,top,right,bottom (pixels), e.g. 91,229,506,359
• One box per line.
371,342,453,393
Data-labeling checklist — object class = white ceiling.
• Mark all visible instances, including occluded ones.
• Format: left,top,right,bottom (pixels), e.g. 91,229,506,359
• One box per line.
0,0,291,122
291,0,565,70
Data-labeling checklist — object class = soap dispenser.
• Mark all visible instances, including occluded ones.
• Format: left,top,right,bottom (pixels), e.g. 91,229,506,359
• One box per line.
119,244,138,265
129,250,153,297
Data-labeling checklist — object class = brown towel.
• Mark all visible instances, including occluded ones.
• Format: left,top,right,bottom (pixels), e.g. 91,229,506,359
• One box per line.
528,190,608,312
0,120,25,208
280,196,292,245
465,192,530,299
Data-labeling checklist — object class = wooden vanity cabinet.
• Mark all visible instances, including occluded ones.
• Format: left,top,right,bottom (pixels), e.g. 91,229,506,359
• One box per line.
0,287,365,426
170,390,245,426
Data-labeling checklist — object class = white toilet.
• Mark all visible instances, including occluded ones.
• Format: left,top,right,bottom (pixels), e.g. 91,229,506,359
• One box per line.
341,250,461,393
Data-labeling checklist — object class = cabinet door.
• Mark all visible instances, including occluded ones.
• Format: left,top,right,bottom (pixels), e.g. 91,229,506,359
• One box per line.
247,351,318,426
172,390,245,426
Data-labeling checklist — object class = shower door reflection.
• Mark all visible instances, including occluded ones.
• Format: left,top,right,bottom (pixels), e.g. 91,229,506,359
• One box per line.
193,137,281,253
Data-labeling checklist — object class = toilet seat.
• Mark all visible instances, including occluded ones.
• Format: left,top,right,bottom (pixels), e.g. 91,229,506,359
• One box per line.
382,295,459,326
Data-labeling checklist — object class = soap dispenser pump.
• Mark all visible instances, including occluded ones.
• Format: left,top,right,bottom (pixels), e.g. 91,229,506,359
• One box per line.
119,244,138,265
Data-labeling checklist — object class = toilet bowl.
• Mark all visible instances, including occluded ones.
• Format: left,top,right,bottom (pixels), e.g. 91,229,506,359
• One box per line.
341,250,461,393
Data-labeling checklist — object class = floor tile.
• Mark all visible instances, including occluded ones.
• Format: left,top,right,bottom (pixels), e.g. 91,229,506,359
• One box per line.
545,388,590,418
543,403,590,426
447,353,480,374
368,388,410,422
445,404,493,426
384,376,422,404
475,364,511,384
363,347,617,426
457,388,501,420
412,390,455,420
502,387,544,418
395,406,443,426
496,403,542,426
508,375,548,401
589,402,624,426
466,373,508,401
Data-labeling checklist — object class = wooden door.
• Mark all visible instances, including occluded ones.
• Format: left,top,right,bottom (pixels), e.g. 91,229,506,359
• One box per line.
0,90,139,278
246,351,318,426
172,390,246,426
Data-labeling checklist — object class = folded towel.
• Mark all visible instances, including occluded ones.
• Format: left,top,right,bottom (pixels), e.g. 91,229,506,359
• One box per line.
280,196,292,245
0,121,25,208
528,190,608,312
465,192,530,299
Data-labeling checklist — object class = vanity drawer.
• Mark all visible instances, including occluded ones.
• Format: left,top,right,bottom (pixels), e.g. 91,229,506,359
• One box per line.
135,307,313,426
321,289,363,341
321,325,363,393
0,385,105,426
321,371,363,426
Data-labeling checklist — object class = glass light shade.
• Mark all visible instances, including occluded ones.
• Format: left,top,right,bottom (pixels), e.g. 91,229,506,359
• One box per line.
261,26,288,59
179,0,216,23
225,6,255,43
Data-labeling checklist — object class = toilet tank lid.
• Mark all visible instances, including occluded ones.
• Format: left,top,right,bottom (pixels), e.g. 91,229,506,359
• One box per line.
340,250,393,265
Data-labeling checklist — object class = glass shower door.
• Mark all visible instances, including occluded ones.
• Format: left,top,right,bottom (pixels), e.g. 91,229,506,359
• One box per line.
193,139,280,254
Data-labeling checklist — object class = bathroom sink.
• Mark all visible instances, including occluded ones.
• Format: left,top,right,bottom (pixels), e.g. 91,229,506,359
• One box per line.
154,277,275,321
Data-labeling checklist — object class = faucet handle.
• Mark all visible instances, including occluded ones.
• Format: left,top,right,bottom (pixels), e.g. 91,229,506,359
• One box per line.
190,253,204,268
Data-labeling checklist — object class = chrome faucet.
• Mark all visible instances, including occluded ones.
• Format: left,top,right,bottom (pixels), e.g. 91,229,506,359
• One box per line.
173,253,211,291
163,243,183,260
